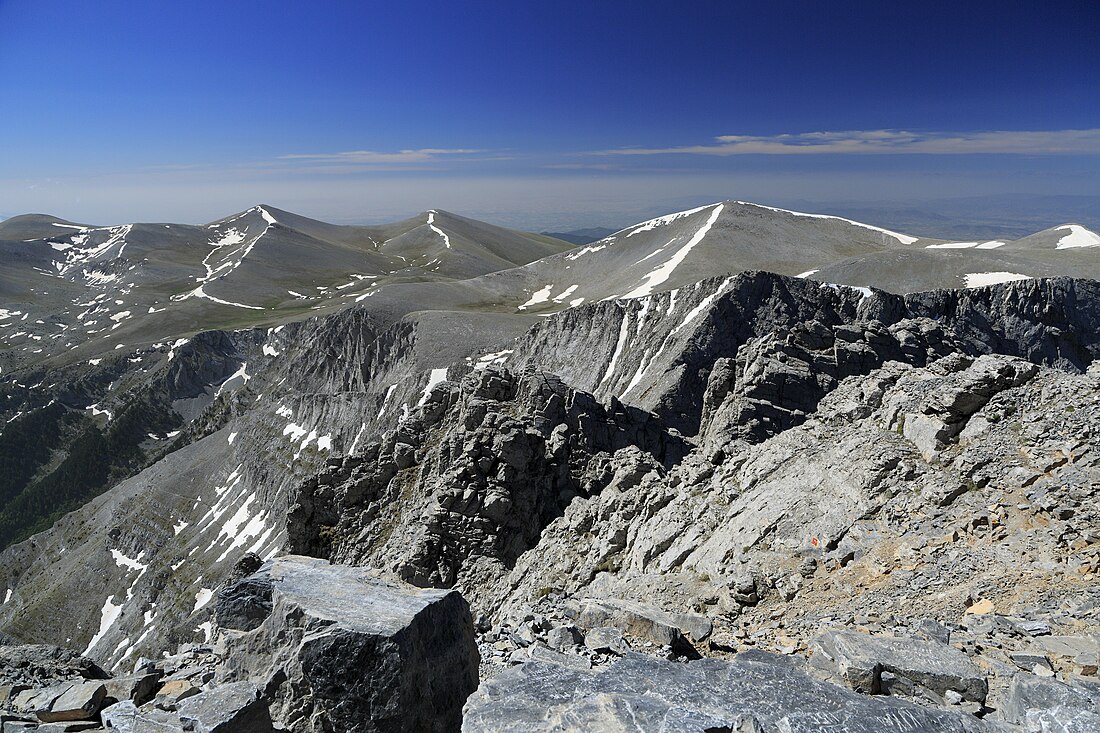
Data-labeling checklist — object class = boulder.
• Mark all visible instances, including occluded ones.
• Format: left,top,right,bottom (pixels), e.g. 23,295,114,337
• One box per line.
1002,674,1100,731
216,555,479,733
177,682,274,733
103,674,159,707
810,630,987,703
34,682,107,723
545,625,583,652
101,699,185,732
462,650,996,732
575,598,712,647
151,680,200,709
583,628,628,655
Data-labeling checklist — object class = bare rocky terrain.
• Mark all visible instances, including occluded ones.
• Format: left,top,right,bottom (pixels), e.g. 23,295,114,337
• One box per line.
1,203,1098,731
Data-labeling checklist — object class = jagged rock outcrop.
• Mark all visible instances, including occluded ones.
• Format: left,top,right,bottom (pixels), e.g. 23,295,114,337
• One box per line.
213,555,480,733
287,366,686,606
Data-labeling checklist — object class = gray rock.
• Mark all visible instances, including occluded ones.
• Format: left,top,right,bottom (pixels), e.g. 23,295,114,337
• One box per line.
100,700,184,732
545,625,583,651
583,628,628,655
102,675,159,707
34,682,107,723
575,598,711,647
215,555,479,733
810,630,987,703
0,647,107,689
176,682,273,733
462,650,998,732
213,577,273,632
1003,674,1100,731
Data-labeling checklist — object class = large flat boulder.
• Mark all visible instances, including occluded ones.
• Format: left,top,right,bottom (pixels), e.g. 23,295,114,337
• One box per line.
33,681,107,723
176,682,274,733
462,650,1001,732
810,630,988,703
215,555,479,733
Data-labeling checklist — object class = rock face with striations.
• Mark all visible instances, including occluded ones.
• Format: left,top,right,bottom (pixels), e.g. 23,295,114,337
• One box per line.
462,651,1005,732
213,555,480,733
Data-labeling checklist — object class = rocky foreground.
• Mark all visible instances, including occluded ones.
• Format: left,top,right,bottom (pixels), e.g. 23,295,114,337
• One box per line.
1,544,1099,731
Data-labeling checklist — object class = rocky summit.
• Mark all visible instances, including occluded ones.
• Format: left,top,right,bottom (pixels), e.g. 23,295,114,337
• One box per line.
1,203,1099,731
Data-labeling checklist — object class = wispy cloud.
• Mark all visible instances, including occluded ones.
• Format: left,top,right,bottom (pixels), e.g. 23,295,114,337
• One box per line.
597,129,1100,156
278,148,486,164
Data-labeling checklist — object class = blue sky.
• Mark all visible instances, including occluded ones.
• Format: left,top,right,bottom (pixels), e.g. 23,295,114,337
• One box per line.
1,0,1098,228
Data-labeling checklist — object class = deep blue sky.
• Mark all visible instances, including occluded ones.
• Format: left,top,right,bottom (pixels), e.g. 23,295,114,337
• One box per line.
1,0,1098,227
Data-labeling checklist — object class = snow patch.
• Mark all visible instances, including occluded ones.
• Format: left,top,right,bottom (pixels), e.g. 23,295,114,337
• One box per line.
963,271,1032,288
519,284,553,310
193,588,214,614
474,349,514,370
284,423,308,442
418,368,449,406
672,277,733,334
1055,224,1100,249
552,284,579,303
598,313,631,387
84,596,123,655
110,549,147,573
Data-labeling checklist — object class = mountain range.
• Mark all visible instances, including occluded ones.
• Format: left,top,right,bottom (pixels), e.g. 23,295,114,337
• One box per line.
0,201,1098,731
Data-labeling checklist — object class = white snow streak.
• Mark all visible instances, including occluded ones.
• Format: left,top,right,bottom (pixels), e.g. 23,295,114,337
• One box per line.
672,277,733,335
599,313,631,387
925,241,1006,249
193,588,214,614
622,203,724,299
427,211,452,248
736,201,919,245
625,204,713,237
378,384,397,418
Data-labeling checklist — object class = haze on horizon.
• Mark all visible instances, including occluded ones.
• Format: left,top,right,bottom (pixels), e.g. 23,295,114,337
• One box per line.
1,0,1097,232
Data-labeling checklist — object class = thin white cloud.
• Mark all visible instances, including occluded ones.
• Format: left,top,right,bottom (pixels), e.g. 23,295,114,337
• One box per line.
278,148,485,164
598,129,1100,156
